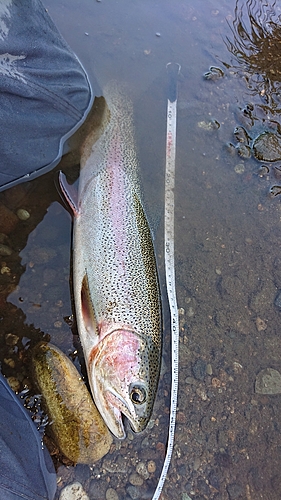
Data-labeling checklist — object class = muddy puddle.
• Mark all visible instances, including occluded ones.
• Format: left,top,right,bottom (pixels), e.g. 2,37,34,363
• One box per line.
2,0,281,498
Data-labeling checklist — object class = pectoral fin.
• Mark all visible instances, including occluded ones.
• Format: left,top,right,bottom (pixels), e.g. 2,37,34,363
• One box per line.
58,171,79,217
81,273,98,337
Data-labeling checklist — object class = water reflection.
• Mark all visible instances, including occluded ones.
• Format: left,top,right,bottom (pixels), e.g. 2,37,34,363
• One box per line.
225,0,281,109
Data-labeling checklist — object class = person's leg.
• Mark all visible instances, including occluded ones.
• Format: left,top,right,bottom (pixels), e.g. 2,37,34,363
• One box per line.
0,373,57,500
0,0,95,192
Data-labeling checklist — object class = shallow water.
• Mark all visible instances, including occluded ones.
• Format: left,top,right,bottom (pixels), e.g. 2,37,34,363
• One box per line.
2,0,281,498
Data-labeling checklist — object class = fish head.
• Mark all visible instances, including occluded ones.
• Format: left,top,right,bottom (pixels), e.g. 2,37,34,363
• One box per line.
88,328,158,439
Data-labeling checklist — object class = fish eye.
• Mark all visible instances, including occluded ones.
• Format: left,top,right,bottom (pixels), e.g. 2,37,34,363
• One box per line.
130,385,146,405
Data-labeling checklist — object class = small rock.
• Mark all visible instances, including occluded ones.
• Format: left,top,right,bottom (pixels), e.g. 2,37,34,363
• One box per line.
233,361,243,373
193,457,201,471
255,368,281,394
234,163,245,174
196,387,208,401
192,359,206,380
233,126,250,144
106,488,119,500
255,317,267,332
7,376,20,392
204,66,224,81
227,482,243,499
103,456,128,474
88,479,107,499
5,333,19,346
129,473,144,486
237,144,251,158
126,485,152,500
136,462,149,480
258,165,270,177
16,208,30,221
197,119,220,130
250,281,277,313
185,376,197,385
59,482,89,500
147,460,156,473
206,363,213,375
4,357,15,368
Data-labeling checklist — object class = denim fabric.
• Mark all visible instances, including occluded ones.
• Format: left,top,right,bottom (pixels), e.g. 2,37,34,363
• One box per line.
0,0,93,191
0,373,56,499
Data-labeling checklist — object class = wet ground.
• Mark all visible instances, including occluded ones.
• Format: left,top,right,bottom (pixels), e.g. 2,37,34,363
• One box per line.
2,0,281,498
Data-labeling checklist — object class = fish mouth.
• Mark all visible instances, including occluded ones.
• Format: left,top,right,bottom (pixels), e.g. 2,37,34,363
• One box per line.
105,388,128,439
105,386,146,438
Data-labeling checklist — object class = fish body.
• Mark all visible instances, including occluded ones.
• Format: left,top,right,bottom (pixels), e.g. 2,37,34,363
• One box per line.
61,84,162,438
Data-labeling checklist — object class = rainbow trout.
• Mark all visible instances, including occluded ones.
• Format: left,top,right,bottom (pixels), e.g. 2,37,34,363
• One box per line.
60,83,162,438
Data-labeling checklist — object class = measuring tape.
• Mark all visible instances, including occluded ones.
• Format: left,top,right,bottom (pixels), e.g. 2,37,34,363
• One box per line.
152,62,181,500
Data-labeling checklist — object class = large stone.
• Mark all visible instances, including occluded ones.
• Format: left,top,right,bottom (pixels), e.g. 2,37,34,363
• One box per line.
32,342,112,464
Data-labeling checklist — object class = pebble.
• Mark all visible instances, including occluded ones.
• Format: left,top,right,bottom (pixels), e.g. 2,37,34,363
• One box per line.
4,357,15,368
255,317,267,332
106,488,119,500
234,163,245,174
59,481,89,500
193,457,201,471
136,461,149,479
192,359,206,380
7,376,20,392
147,460,156,473
126,485,152,500
206,363,213,375
233,361,243,373
237,144,251,158
88,479,107,499
227,482,243,499
185,376,197,385
129,472,144,486
126,485,141,500
203,66,224,80
5,333,19,346
197,119,220,130
233,126,250,144
16,208,30,221
255,368,281,394
102,456,128,473
258,165,270,177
